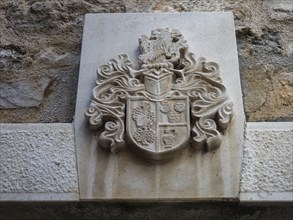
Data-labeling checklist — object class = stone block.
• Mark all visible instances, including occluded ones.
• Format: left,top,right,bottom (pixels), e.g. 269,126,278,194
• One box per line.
268,0,293,20
240,122,293,202
75,13,245,200
0,77,52,109
0,123,78,201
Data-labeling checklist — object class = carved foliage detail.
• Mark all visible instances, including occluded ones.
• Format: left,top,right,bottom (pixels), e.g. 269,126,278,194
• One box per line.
85,28,234,156
85,54,144,153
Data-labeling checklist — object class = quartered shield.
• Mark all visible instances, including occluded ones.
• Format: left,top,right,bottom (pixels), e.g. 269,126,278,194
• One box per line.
126,95,190,160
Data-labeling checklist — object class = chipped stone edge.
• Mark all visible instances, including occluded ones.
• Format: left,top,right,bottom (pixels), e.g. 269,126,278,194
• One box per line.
240,192,293,203
239,121,293,204
246,122,292,130
0,122,74,132
0,193,79,202
0,123,79,202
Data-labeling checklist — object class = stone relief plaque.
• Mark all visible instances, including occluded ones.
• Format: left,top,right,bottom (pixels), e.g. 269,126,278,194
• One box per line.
85,28,233,161
75,13,245,200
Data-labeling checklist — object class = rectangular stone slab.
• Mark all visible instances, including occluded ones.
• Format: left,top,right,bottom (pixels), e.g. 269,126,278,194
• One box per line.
0,123,78,201
75,13,245,200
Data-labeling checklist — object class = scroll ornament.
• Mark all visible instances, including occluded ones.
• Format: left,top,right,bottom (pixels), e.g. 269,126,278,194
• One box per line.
85,28,233,161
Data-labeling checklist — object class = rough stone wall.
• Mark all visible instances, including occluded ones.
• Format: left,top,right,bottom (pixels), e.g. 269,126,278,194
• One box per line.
0,0,292,122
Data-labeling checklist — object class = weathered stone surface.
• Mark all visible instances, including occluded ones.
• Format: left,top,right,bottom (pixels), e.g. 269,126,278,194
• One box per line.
242,66,293,121
0,45,23,70
268,0,293,20
0,123,78,201
0,77,52,108
76,13,245,200
0,0,292,122
0,0,110,123
240,122,293,201
123,0,158,12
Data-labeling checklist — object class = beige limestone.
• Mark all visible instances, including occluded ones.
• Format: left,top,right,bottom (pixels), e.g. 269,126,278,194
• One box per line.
75,13,245,200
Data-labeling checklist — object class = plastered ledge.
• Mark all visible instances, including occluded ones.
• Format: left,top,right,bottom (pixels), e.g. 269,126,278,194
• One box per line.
240,122,293,203
0,123,79,201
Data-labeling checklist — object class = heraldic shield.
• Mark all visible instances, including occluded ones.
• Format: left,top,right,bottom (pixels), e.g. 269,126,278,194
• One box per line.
127,96,190,160
85,28,234,161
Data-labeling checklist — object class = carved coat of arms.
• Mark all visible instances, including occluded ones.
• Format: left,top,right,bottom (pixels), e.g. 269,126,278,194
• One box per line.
85,28,233,161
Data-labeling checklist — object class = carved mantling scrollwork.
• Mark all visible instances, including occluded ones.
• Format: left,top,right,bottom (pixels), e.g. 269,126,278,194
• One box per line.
85,28,233,157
